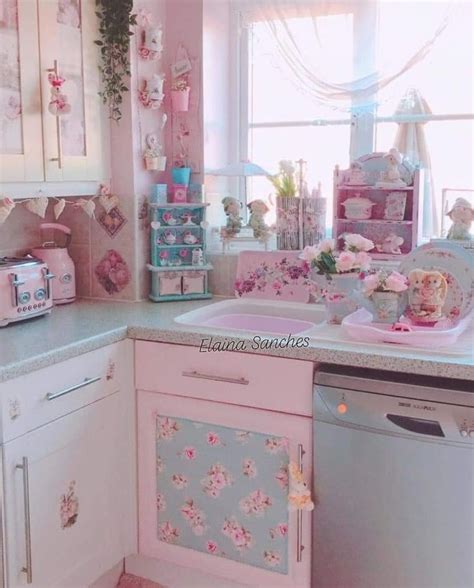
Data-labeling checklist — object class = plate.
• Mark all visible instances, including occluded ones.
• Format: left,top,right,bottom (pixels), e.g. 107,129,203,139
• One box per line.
400,242,474,320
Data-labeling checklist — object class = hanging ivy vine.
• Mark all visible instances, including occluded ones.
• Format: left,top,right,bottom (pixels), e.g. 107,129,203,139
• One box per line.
95,0,136,122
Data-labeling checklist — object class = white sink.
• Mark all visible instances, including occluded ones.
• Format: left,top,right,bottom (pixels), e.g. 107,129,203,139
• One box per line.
175,298,326,336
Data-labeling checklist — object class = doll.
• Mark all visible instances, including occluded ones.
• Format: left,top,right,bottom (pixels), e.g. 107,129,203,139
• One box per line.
446,197,473,240
247,199,271,240
47,73,71,116
221,196,242,237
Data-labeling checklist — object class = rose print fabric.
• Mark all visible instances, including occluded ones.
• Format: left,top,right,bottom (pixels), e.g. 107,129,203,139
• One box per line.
156,415,290,574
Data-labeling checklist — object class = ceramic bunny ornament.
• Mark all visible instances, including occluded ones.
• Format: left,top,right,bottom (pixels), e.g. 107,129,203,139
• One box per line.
446,197,473,240
375,233,404,255
288,462,314,512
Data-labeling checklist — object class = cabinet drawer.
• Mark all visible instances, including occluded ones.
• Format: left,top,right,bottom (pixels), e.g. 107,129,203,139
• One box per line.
135,341,313,416
0,340,130,442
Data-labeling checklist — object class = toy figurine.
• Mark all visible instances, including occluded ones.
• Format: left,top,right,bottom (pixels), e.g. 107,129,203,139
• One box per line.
181,212,197,226
221,196,242,237
47,73,71,116
376,148,407,188
288,462,314,512
375,233,404,255
247,199,271,240
192,248,204,265
446,197,473,240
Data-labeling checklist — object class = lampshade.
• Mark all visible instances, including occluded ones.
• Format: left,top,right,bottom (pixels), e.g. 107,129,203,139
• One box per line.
205,161,270,177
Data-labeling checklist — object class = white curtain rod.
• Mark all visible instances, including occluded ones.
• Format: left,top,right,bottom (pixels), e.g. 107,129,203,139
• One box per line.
250,113,474,128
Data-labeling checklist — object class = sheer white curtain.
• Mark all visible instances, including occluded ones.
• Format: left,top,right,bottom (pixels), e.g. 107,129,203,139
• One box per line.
240,0,450,111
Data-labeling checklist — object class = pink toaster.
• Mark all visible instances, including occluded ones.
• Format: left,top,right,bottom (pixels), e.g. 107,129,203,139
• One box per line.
0,256,54,327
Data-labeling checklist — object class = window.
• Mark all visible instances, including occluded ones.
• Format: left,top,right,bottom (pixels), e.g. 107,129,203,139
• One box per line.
239,1,474,237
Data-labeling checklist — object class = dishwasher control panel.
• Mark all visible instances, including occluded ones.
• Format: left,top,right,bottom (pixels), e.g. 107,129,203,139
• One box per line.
316,385,474,445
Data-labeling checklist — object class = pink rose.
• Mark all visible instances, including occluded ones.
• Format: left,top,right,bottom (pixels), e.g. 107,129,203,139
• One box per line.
363,273,379,295
355,251,371,271
182,446,196,460
207,432,220,446
385,271,408,293
344,233,374,252
318,238,335,253
335,251,356,273
299,245,319,262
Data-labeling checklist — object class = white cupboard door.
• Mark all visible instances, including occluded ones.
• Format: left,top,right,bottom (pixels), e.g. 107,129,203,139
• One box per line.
0,0,44,181
38,0,106,182
3,393,126,588
138,391,313,588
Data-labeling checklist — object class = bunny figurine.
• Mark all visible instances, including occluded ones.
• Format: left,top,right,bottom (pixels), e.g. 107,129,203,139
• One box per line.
288,462,314,512
247,199,271,240
376,148,407,188
375,233,404,255
421,271,447,318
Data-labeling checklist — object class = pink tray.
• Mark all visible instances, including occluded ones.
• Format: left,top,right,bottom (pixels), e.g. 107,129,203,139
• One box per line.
342,308,473,348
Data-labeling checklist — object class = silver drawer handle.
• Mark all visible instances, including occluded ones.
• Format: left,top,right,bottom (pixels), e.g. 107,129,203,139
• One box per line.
46,376,101,401
16,457,32,584
297,443,305,563
182,370,249,386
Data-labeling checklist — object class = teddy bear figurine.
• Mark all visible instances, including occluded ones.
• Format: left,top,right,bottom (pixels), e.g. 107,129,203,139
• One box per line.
376,148,407,188
288,462,314,512
247,199,271,240
221,196,243,237
421,271,447,318
375,233,404,255
446,197,473,240
407,269,426,314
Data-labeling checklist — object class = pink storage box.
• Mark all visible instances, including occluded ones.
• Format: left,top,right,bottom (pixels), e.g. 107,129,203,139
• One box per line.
168,184,188,203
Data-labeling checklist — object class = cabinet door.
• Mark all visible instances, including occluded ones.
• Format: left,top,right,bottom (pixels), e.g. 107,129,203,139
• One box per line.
37,0,106,181
3,392,130,587
138,391,312,588
0,0,44,181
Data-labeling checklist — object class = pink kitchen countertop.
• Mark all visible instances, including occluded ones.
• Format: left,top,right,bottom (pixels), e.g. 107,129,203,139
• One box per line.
0,298,472,383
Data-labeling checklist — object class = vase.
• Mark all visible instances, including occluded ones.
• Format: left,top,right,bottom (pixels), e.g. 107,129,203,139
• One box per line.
370,291,406,324
171,166,191,186
276,196,300,250
302,196,327,247
313,272,361,324
171,88,190,112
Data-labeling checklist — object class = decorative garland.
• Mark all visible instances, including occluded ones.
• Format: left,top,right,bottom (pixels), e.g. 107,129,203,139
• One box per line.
0,185,119,225
95,0,137,122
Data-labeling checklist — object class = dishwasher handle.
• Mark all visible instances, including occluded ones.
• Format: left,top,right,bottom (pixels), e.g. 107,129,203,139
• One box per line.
386,414,445,437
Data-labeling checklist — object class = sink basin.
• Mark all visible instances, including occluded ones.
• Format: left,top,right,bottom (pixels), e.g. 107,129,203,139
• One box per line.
175,298,326,336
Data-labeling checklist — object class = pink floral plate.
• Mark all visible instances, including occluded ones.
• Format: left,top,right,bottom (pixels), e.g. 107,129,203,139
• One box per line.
399,242,473,321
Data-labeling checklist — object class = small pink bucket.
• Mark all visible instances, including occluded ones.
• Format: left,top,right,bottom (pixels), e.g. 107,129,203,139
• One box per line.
171,88,190,112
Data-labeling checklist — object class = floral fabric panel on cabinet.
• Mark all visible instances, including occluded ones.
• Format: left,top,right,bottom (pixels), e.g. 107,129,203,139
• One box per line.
0,0,23,154
56,0,86,156
156,415,290,573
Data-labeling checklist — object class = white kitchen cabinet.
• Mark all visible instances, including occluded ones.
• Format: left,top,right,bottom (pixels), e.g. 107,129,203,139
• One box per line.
0,341,136,588
0,0,108,186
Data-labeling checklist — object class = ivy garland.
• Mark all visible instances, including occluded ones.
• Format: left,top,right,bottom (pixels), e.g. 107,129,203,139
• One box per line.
95,0,137,122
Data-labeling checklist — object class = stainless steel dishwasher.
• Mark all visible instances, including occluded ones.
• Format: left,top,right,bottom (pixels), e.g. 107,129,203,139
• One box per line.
313,368,474,588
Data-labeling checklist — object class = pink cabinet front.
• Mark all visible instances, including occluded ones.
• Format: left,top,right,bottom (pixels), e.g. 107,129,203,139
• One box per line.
137,390,312,587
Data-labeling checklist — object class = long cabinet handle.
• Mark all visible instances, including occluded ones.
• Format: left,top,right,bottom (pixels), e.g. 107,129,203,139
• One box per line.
16,457,32,584
46,376,101,401
47,60,63,169
182,370,249,386
296,443,305,563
